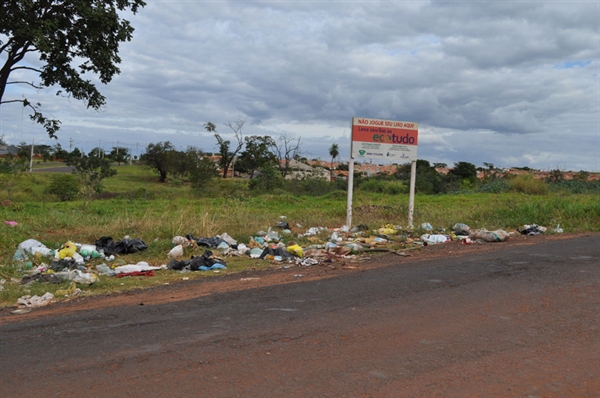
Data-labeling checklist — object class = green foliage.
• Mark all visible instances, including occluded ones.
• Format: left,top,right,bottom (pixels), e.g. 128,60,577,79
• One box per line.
448,161,478,184
249,164,284,192
507,174,549,195
0,154,28,200
284,177,341,196
395,159,444,194
477,179,510,193
109,147,130,165
548,179,600,194
358,179,405,195
0,0,146,138
66,153,117,195
45,174,80,201
189,150,220,193
237,135,277,178
141,141,177,182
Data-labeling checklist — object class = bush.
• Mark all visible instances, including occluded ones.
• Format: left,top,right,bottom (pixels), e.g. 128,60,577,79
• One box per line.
477,179,510,193
284,177,341,196
359,179,406,195
249,164,284,192
45,174,80,201
507,174,548,195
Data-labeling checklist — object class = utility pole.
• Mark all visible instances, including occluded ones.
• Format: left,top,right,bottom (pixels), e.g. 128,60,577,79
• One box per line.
69,137,73,152
29,138,34,172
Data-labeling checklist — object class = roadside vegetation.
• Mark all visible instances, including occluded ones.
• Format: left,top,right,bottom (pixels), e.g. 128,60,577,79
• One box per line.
1,141,599,307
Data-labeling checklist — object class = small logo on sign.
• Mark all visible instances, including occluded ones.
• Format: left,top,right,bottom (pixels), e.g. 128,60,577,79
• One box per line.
358,150,366,156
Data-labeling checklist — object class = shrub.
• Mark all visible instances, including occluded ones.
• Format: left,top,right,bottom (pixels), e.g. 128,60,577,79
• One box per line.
45,174,80,201
507,174,548,195
249,164,284,192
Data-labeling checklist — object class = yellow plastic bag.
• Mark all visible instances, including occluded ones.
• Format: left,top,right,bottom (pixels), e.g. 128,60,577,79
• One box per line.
286,243,303,258
58,241,77,259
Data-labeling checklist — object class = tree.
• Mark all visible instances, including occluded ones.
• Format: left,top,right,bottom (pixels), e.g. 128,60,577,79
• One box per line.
448,161,478,184
141,141,177,182
51,143,69,161
328,143,339,181
272,133,302,178
205,120,245,178
187,147,220,190
109,146,130,165
65,152,117,195
0,0,146,138
395,159,443,194
237,135,277,178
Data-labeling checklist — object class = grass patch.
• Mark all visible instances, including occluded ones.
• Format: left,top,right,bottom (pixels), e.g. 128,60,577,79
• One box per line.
1,166,599,307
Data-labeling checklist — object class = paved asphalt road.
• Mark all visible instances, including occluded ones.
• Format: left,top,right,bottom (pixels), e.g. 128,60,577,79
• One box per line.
1,235,598,397
31,165,74,173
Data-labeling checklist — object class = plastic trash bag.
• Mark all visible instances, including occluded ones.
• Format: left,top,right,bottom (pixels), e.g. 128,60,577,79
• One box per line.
95,236,148,255
421,234,449,244
114,262,164,274
57,241,77,259
17,292,54,308
15,239,54,260
518,224,547,235
168,244,184,258
286,243,304,258
218,232,237,246
452,223,471,236
96,263,116,276
259,247,295,260
469,229,510,242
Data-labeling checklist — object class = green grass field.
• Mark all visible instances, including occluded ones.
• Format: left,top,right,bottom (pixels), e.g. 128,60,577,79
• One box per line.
1,164,598,307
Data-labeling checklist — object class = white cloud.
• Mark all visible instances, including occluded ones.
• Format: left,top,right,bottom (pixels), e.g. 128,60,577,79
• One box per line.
1,0,598,171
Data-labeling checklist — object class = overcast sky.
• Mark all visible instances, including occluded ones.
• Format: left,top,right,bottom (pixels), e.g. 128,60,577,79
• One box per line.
1,1,599,171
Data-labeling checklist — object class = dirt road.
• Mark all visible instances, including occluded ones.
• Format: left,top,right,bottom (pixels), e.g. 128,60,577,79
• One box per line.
1,234,598,397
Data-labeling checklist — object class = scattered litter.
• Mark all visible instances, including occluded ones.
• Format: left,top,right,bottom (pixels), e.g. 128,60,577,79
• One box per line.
240,277,260,281
552,224,564,234
55,282,81,297
518,224,547,235
4,221,18,227
294,274,304,278
14,239,54,261
115,270,155,278
469,229,511,242
17,292,54,308
421,234,449,245
114,262,165,274
95,236,148,256
452,223,471,236
11,308,32,315
96,263,116,276
286,242,303,258
168,244,184,258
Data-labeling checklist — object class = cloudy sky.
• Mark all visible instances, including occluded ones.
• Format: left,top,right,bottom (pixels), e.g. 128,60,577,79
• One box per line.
1,1,599,172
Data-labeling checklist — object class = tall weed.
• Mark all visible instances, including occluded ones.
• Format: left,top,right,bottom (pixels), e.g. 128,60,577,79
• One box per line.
507,174,548,195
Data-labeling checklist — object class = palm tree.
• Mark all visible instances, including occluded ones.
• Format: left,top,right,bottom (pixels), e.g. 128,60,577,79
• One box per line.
329,143,339,181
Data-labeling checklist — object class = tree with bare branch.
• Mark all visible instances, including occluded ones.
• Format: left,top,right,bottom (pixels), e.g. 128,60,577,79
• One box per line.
272,133,302,178
205,120,245,178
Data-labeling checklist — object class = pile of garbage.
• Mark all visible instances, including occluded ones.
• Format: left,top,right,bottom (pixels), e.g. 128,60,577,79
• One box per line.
8,218,560,309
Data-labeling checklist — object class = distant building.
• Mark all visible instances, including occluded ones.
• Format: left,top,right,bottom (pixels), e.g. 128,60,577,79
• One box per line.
0,145,18,157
